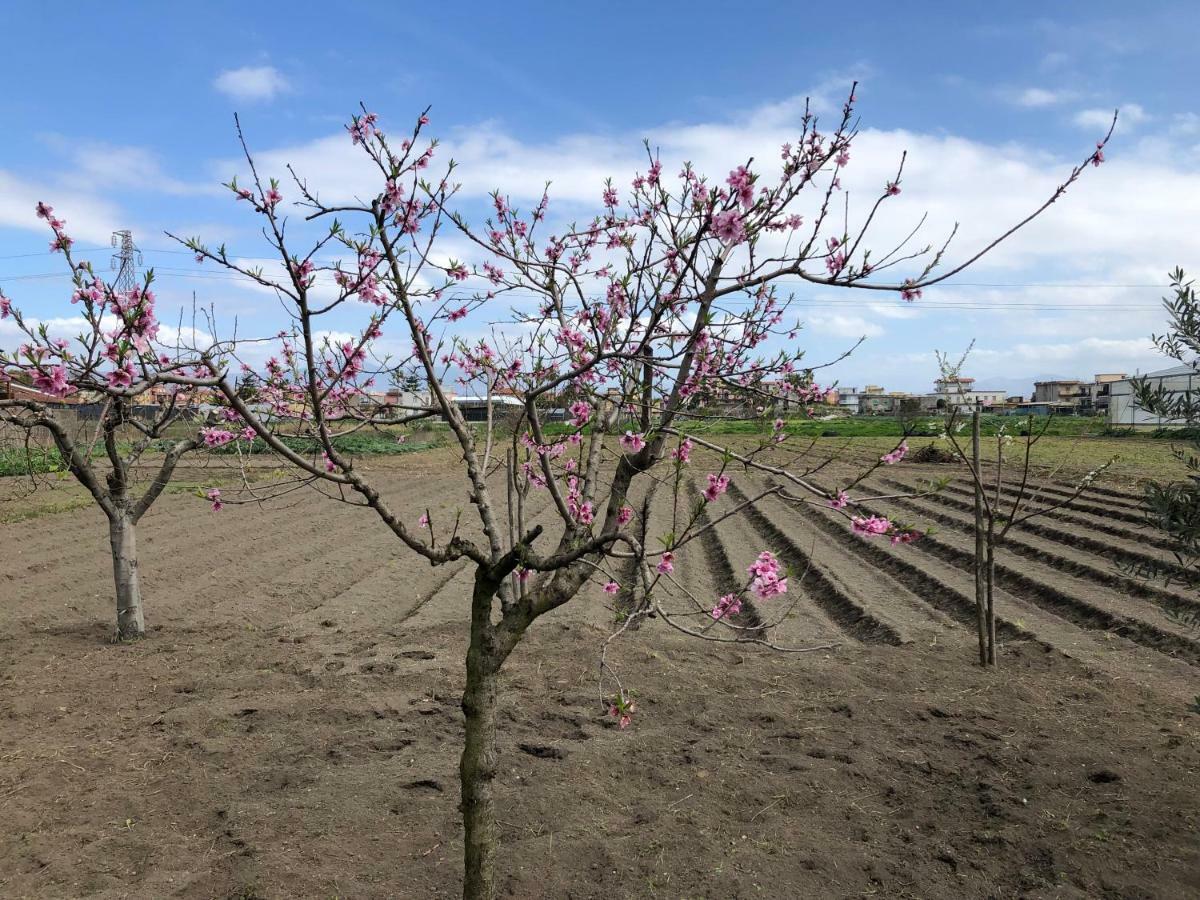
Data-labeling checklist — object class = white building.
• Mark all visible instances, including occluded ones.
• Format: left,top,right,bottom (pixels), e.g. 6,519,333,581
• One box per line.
1108,365,1198,428
925,376,1006,412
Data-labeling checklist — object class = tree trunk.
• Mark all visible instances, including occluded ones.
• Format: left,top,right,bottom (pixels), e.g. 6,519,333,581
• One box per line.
972,411,988,666
985,538,997,666
109,512,145,640
460,575,500,900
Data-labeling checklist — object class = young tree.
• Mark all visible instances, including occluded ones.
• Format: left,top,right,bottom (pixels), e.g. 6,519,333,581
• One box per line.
933,349,1113,665
1130,268,1200,585
0,209,227,639
184,95,1110,898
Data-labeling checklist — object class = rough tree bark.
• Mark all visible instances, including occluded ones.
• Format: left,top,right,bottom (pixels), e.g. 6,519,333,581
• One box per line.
461,571,502,900
108,509,145,640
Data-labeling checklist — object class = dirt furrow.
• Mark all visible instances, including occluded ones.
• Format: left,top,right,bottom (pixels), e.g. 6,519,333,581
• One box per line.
767,481,1200,698
878,488,1200,629
865,494,1200,666
725,481,907,645
875,477,1198,613
912,476,1174,554
690,482,852,647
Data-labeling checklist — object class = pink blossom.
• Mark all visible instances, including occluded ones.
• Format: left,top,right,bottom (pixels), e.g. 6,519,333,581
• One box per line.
608,700,636,730
419,512,430,528
711,209,746,245
656,552,675,575
703,472,729,502
603,581,620,595
900,280,922,302
0,293,10,319
829,490,849,510
206,488,223,512
747,551,788,599
31,365,74,398
201,427,235,448
885,181,901,196
322,451,336,472
671,438,693,463
106,363,135,389
570,400,591,427
617,505,633,525
851,515,892,537
712,593,743,620
619,431,645,453
241,427,257,443
725,165,755,210
880,440,908,465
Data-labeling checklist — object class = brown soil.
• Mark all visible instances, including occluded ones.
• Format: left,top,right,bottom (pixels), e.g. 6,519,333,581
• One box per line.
1,448,1198,899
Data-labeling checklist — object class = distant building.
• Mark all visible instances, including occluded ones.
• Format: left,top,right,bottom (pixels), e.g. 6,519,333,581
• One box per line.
924,375,1006,412
1032,379,1086,405
1108,366,1197,428
835,386,860,414
1081,373,1126,415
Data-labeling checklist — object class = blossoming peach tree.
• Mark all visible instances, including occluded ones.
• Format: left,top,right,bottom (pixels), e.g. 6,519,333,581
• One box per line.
180,92,1108,899
0,208,234,639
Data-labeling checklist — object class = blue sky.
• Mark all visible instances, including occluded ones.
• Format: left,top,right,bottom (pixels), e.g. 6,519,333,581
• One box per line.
2,1,1198,394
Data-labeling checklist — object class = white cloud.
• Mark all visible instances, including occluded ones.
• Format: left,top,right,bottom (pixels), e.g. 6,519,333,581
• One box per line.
52,141,213,197
0,171,124,244
1011,87,1073,108
1072,103,1146,130
1170,112,1200,136
213,66,289,103
808,313,884,339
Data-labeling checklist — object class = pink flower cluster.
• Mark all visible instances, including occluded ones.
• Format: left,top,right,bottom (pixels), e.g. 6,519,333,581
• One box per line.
880,440,908,465
201,428,236,448
608,697,636,730
712,593,743,620
671,438,693,463
569,400,591,427
619,431,645,453
747,551,787,599
703,472,729,502
850,515,891,537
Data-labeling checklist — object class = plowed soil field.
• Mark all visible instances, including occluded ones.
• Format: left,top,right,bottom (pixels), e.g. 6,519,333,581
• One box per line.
1,445,1197,899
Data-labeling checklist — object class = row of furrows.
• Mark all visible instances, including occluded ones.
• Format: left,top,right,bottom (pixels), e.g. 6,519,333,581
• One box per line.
854,493,1200,667
725,482,905,646
1048,478,1148,508
877,478,1200,619
1041,480,1152,513
683,481,765,633
911,471,1149,527
922,477,1173,554
2,466,463,607
757,479,1032,644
